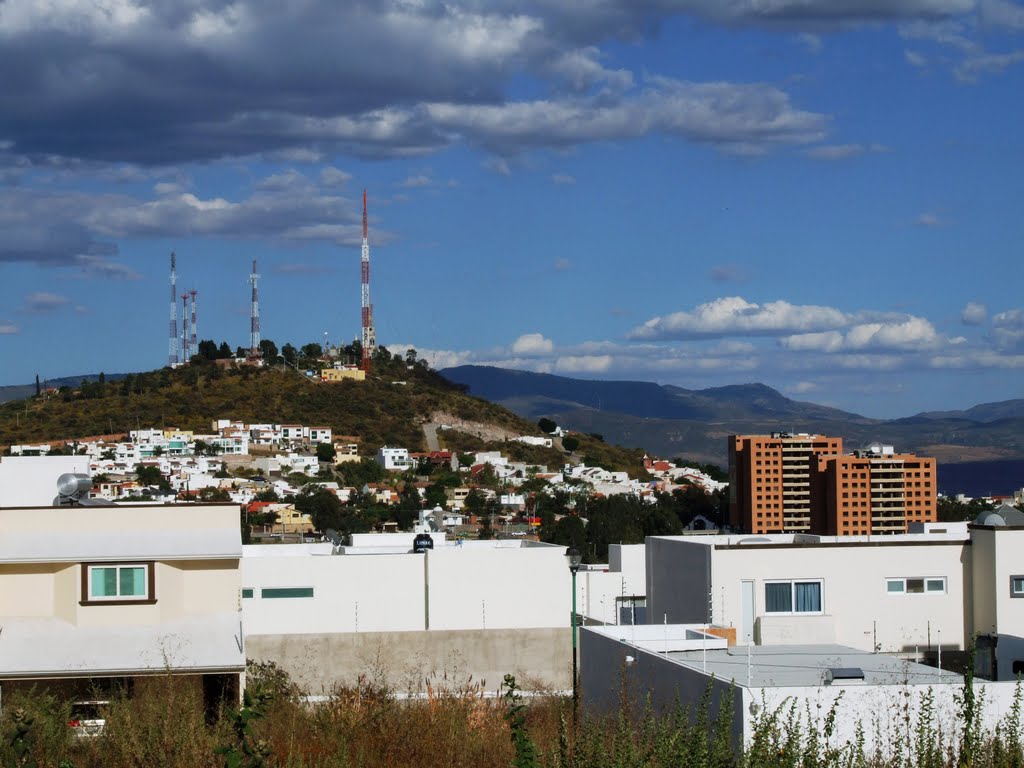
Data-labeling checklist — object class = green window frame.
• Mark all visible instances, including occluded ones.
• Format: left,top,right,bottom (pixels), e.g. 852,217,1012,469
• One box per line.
261,587,314,599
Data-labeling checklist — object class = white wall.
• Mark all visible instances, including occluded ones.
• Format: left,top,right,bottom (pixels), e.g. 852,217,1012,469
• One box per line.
241,543,572,635
242,552,425,635
0,456,90,506
646,535,970,652
711,540,969,652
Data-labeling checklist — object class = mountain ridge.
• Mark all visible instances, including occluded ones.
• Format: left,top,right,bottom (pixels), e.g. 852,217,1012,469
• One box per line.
439,365,1024,465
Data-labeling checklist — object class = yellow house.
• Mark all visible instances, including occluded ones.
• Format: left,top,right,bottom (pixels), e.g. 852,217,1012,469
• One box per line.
321,367,366,382
0,502,244,705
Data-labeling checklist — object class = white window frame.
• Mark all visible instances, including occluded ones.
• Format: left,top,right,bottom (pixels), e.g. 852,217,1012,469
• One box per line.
763,579,824,615
886,577,947,595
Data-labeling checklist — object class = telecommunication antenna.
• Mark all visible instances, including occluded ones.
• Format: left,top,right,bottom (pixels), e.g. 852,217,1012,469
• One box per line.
360,190,376,373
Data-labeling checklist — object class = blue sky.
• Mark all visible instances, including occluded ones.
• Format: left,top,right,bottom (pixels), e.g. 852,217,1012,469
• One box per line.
1,0,1022,419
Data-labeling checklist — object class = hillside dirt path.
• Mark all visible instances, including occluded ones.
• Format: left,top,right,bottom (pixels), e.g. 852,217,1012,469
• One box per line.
423,412,522,452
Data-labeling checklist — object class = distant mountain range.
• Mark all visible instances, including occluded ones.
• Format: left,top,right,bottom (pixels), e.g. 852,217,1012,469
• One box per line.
440,365,1024,467
0,374,129,404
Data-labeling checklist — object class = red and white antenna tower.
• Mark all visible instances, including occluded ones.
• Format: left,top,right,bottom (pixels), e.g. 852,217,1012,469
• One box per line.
181,293,190,362
360,189,376,373
168,252,178,366
189,288,198,359
249,260,261,357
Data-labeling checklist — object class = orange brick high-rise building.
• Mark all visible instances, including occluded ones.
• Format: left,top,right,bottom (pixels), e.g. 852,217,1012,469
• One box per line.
729,433,936,535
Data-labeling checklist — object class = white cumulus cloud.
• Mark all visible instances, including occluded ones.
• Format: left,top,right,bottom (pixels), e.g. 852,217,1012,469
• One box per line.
511,333,555,356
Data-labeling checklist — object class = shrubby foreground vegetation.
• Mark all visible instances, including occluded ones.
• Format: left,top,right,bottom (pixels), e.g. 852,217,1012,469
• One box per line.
3,661,1023,768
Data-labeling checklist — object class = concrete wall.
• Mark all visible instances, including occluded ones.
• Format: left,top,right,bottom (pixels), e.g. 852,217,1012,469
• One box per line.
245,627,570,694
581,629,743,748
647,537,711,624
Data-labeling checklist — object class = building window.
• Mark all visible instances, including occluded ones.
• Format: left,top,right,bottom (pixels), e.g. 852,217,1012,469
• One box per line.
242,588,255,599
887,577,946,595
764,580,822,614
1011,576,1024,598
261,587,315,599
81,562,156,605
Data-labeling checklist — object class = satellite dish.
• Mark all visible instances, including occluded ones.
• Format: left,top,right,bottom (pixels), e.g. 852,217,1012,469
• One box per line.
324,528,344,546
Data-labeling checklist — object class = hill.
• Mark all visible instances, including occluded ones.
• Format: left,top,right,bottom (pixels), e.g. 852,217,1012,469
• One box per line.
440,365,1024,466
0,356,649,475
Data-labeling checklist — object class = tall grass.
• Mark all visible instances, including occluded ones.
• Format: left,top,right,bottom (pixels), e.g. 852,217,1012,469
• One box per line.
2,664,1023,768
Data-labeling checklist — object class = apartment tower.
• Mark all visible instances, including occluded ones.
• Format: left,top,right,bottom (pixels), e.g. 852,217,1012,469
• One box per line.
730,433,937,535
816,446,936,535
729,433,843,534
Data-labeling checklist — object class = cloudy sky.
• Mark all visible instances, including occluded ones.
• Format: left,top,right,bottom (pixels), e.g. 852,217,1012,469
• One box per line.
1,0,1022,418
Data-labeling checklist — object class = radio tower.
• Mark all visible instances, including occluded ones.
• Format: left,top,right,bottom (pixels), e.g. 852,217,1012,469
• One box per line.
181,293,190,362
168,253,178,366
360,189,376,373
249,260,261,357
189,288,198,359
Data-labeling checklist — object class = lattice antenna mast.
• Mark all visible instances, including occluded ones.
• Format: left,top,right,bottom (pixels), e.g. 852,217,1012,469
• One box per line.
249,260,261,356
360,189,376,373
181,293,190,363
189,288,198,360
168,252,178,366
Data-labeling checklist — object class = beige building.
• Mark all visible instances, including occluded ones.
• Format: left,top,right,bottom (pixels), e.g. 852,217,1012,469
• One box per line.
0,503,244,705
321,367,366,382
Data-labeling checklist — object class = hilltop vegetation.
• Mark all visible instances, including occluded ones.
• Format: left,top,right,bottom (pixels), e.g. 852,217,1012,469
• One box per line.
0,350,650,475
0,349,527,453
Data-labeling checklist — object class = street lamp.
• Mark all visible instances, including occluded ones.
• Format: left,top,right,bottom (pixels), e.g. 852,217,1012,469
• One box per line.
566,546,583,715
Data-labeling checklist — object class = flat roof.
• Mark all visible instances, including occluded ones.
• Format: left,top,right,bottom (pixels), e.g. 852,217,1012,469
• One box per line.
242,539,560,558
661,644,962,688
650,530,971,549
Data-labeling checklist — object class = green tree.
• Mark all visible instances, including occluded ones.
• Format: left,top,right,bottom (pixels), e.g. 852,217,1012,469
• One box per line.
197,339,219,360
281,343,297,364
315,442,336,464
300,342,323,360
561,436,579,453
537,417,557,434
259,339,278,360
218,341,233,358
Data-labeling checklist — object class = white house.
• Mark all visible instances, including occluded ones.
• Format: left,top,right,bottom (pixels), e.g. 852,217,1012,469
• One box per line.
644,522,1024,680
376,446,413,471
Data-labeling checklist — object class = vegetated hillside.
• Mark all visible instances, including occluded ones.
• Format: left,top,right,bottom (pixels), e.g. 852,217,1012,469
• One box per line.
440,365,1024,466
0,357,532,453
0,358,653,474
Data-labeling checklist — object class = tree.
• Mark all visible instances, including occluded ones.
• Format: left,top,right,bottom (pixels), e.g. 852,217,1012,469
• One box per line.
537,417,557,435
457,453,475,469
197,339,219,360
218,341,233,358
562,436,579,453
405,348,418,366
281,343,298,364
259,339,278,360
425,482,448,508
300,342,323,360
315,442,336,464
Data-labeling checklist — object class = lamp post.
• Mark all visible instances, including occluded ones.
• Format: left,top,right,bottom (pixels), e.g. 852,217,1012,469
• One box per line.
566,546,583,717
